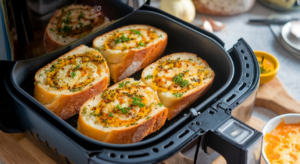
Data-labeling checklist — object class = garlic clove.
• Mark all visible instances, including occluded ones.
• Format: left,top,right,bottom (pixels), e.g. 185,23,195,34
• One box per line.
160,0,196,23
201,17,213,33
208,19,225,31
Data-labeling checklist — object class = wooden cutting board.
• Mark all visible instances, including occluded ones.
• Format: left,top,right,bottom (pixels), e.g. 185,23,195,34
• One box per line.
0,77,299,164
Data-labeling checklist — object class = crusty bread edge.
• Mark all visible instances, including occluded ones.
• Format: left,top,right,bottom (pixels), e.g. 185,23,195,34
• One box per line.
77,78,168,144
92,24,168,83
33,45,110,120
141,53,215,120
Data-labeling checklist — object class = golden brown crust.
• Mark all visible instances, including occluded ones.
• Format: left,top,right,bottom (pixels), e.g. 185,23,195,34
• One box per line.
141,53,215,120
33,45,110,120
44,9,64,53
192,0,255,16
93,25,168,83
77,106,167,144
77,78,168,144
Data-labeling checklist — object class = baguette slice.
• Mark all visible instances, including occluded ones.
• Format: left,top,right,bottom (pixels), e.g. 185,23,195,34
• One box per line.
142,53,215,120
77,78,168,144
44,4,110,53
34,45,110,120
93,24,168,83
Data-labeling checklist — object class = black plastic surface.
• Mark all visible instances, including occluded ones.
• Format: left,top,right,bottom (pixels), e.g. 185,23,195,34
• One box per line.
2,8,260,164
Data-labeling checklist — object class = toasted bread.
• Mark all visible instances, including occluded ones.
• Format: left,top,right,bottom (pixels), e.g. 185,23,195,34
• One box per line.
142,53,215,120
44,4,110,53
33,45,110,120
77,78,168,144
93,24,168,83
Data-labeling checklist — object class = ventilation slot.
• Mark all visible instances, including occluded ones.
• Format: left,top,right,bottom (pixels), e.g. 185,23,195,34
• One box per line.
199,129,205,133
152,148,159,153
241,49,245,53
196,122,200,125
226,94,236,102
109,153,116,158
246,73,249,77
179,130,189,138
244,56,248,60
163,141,174,149
246,63,249,68
128,153,149,159
208,110,215,114
239,83,246,90
55,149,60,157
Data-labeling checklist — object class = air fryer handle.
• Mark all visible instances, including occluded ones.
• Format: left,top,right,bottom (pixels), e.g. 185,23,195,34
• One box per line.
201,117,263,164
0,60,23,133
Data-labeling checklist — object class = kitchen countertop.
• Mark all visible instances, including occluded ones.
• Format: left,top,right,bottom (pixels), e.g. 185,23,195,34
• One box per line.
0,1,299,163
149,0,300,163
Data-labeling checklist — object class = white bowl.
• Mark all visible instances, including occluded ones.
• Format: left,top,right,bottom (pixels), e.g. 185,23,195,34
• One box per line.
261,113,300,164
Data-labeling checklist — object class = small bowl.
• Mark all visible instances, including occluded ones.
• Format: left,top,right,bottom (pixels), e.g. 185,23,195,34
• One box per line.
261,114,300,164
254,50,280,84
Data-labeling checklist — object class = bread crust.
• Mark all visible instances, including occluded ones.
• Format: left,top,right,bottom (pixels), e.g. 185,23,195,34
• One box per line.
77,78,168,144
192,0,255,16
141,53,215,120
44,5,110,53
34,45,110,120
93,24,168,83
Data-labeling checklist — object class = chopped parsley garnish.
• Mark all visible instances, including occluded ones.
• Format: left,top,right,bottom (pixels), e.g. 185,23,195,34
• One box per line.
108,112,113,117
146,116,151,120
119,81,124,88
131,29,141,35
50,28,54,32
69,87,82,92
132,97,145,107
82,107,87,114
158,103,163,107
145,74,153,80
172,73,190,88
44,69,47,73
39,74,42,77
172,92,183,98
70,71,76,78
159,34,163,38
117,104,130,114
95,47,100,52
78,11,83,20
34,81,40,85
114,34,130,44
74,65,80,70
138,41,144,46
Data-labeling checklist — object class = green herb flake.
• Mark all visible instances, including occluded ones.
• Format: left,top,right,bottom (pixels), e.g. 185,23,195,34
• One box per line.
82,107,87,114
145,74,153,80
158,103,163,107
95,47,100,52
138,41,144,46
146,116,151,120
117,104,130,114
172,92,183,98
78,11,83,20
71,71,76,78
108,112,113,117
50,28,54,32
34,81,40,85
119,81,124,88
74,65,80,70
132,97,145,107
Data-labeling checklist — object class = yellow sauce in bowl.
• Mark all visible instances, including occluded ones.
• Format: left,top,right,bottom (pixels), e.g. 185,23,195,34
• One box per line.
257,56,275,74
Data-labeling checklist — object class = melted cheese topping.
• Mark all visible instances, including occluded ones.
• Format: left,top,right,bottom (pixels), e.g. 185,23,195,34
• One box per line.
51,5,105,38
81,80,161,127
37,51,104,92
264,120,300,164
101,29,159,51
146,57,212,97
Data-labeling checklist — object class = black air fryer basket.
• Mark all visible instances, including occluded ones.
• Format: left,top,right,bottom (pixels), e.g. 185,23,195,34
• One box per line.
0,2,262,164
